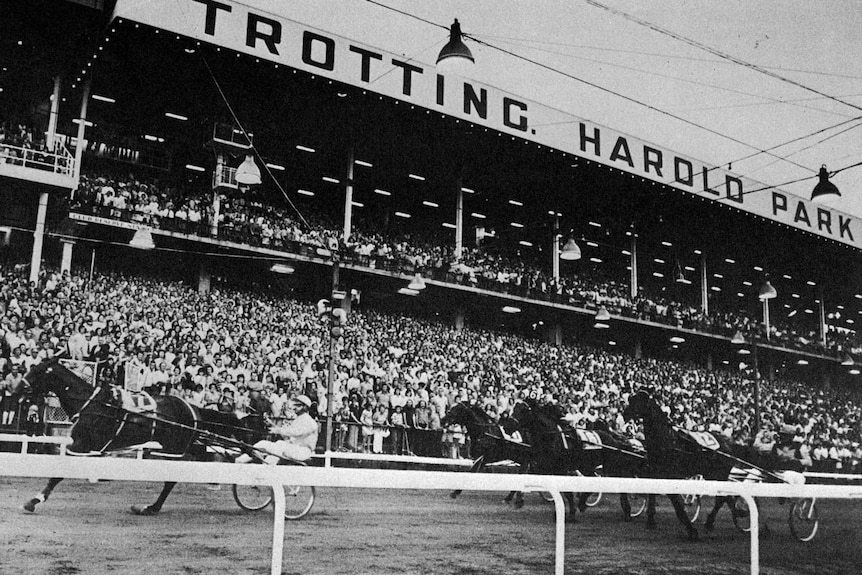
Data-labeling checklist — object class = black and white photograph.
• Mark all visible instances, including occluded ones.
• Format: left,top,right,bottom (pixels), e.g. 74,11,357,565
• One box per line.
1,1,861,573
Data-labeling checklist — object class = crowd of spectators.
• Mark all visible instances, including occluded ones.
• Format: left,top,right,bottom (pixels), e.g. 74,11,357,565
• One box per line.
67,169,862,359
0,121,70,173
1,264,860,472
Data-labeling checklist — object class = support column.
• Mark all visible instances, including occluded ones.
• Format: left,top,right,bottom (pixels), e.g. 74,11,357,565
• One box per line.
633,337,643,359
706,352,713,371
762,299,771,340
211,189,221,238
454,307,465,331
818,288,827,347
60,240,74,274
46,76,61,150
629,234,638,299
454,179,464,260
72,79,91,182
699,252,709,315
552,216,560,281
343,147,355,242
549,322,562,346
29,192,49,284
198,262,211,294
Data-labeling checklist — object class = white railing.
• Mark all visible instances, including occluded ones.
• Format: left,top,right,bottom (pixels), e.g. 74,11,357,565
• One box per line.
0,142,75,176
3,453,862,575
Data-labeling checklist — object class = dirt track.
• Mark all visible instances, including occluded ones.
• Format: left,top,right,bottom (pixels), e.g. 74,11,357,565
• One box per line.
1,476,860,574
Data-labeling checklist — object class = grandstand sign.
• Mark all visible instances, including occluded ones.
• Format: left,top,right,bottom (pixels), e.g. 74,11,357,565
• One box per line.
112,0,860,250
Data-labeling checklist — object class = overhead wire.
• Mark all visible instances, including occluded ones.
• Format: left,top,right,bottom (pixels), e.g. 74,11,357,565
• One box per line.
584,0,862,115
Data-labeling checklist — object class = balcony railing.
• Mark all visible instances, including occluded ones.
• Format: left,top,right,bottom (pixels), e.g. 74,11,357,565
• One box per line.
0,142,76,187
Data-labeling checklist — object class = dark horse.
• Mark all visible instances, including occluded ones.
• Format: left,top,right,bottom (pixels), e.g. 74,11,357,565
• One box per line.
623,389,747,540
22,357,268,515
511,398,647,522
441,401,534,507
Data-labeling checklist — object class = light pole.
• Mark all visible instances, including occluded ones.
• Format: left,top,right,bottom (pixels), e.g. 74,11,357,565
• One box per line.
732,330,761,434
322,242,346,457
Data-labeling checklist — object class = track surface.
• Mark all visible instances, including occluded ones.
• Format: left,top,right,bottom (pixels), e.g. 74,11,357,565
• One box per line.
1,476,860,574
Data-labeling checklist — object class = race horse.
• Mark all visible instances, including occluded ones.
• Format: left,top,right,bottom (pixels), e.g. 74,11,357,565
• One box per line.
22,357,268,515
622,389,746,540
441,401,534,507
511,398,647,522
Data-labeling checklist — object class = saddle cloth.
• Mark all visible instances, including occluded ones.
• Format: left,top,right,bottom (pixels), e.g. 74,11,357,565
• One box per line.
575,429,603,450
681,429,721,451
114,388,158,413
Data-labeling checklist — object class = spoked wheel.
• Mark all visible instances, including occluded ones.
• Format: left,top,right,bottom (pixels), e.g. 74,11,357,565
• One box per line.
233,484,273,511
628,493,648,518
232,484,316,519
683,475,703,523
732,496,752,533
585,466,603,507
789,498,818,542
283,485,316,520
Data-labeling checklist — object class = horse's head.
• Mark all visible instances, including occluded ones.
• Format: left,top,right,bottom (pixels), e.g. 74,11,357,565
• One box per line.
22,356,63,398
442,402,489,429
623,389,662,422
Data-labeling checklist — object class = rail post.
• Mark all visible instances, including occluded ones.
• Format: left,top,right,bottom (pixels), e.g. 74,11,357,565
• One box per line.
270,481,286,575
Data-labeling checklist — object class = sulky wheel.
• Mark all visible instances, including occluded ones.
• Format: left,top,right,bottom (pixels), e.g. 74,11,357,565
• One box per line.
628,493,648,518
789,498,818,542
233,484,273,511
683,475,703,523
732,496,752,533
282,485,316,520
584,467,603,507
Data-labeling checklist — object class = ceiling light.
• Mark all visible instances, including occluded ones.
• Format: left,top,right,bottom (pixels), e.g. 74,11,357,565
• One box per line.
713,273,724,279
693,249,702,255
355,159,373,167
753,266,763,272
742,281,752,286
408,274,427,290
586,241,598,247
661,241,672,247
589,221,602,228
165,112,188,121
589,257,602,263
593,322,610,329
185,164,205,172
471,212,486,219
265,163,285,171
797,359,809,366
684,266,696,272
129,229,155,250
520,241,534,247
510,222,524,228
502,306,521,314
461,187,475,194
621,250,631,256
422,201,439,208
442,222,456,229
296,145,316,153
91,94,115,103
235,155,262,185
509,199,523,206
398,287,419,296
395,211,411,218
596,307,611,321
322,176,340,184
806,280,816,286
652,272,664,278
725,258,736,264
374,189,391,196
560,238,581,260
783,274,792,280
351,201,364,208
270,264,295,274
297,189,315,196
670,336,685,343
654,258,666,264
759,281,778,300
711,286,721,292
408,174,425,181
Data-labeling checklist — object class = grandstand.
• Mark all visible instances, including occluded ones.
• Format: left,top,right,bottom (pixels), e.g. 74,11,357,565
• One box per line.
0,0,860,472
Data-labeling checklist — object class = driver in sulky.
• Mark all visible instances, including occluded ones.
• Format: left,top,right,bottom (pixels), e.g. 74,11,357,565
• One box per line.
236,395,319,464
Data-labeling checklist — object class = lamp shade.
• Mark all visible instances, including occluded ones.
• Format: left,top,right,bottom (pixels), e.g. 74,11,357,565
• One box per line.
408,274,427,290
559,238,582,261
595,306,611,322
758,281,777,300
235,154,262,185
841,354,855,366
731,330,746,345
811,164,840,203
436,19,474,66
129,229,155,250
675,267,691,285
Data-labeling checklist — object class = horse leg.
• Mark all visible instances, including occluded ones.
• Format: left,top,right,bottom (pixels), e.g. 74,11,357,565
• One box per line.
620,493,632,522
646,494,657,529
668,494,699,541
131,481,177,516
577,492,589,513
513,490,524,509
451,455,485,499
565,492,578,522
705,495,730,531
24,477,64,512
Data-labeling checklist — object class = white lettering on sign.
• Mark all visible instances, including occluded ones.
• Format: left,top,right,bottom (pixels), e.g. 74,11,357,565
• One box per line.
110,0,860,250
